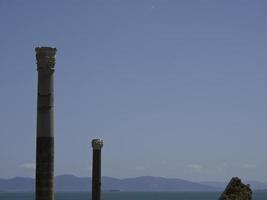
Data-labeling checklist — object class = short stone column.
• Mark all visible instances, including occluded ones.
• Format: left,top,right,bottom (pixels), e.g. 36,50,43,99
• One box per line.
91,139,104,200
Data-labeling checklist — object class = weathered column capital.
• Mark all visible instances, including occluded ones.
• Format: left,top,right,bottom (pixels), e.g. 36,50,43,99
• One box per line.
35,47,57,71
91,139,104,150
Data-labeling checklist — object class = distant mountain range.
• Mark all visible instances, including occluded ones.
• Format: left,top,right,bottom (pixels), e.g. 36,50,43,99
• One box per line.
0,175,266,192
199,180,267,191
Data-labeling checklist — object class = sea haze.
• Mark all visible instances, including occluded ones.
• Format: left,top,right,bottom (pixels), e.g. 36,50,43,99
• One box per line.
0,175,267,192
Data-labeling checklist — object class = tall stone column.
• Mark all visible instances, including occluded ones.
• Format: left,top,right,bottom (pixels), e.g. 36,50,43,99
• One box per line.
91,139,104,200
35,47,57,200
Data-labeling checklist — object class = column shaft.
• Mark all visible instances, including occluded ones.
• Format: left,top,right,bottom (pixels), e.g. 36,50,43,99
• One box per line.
91,139,103,200
35,47,56,200
92,149,101,200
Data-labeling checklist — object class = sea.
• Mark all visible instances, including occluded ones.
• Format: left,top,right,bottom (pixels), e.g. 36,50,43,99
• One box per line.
1,192,267,200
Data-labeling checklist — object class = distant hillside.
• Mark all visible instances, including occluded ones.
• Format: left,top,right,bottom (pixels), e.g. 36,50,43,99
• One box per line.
0,177,34,192
1,175,266,192
0,175,218,192
199,181,227,189
199,181,267,191
102,176,219,191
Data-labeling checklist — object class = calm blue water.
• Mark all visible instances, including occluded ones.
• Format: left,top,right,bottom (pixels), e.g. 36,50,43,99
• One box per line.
0,192,266,200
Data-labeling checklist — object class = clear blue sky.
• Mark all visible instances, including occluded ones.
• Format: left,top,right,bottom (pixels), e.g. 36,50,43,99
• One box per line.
0,0,266,182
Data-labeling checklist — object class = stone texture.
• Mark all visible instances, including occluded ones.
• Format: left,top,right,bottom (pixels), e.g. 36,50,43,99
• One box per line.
35,47,56,200
219,177,252,200
92,139,103,200
92,139,104,150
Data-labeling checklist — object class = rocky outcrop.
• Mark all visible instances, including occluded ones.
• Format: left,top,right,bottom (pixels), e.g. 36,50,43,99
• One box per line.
219,177,252,200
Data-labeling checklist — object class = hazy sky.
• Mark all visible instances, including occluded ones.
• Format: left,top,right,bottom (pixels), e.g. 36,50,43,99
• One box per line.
0,0,266,182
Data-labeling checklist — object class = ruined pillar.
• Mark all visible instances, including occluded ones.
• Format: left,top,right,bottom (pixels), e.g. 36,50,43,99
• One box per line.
35,47,57,200
219,177,252,200
91,139,104,200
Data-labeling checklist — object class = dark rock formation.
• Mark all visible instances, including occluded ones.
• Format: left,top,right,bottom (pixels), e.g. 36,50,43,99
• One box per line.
219,177,252,200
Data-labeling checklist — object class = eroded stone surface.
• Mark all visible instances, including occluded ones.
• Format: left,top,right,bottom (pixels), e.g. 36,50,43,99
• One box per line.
219,177,252,200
